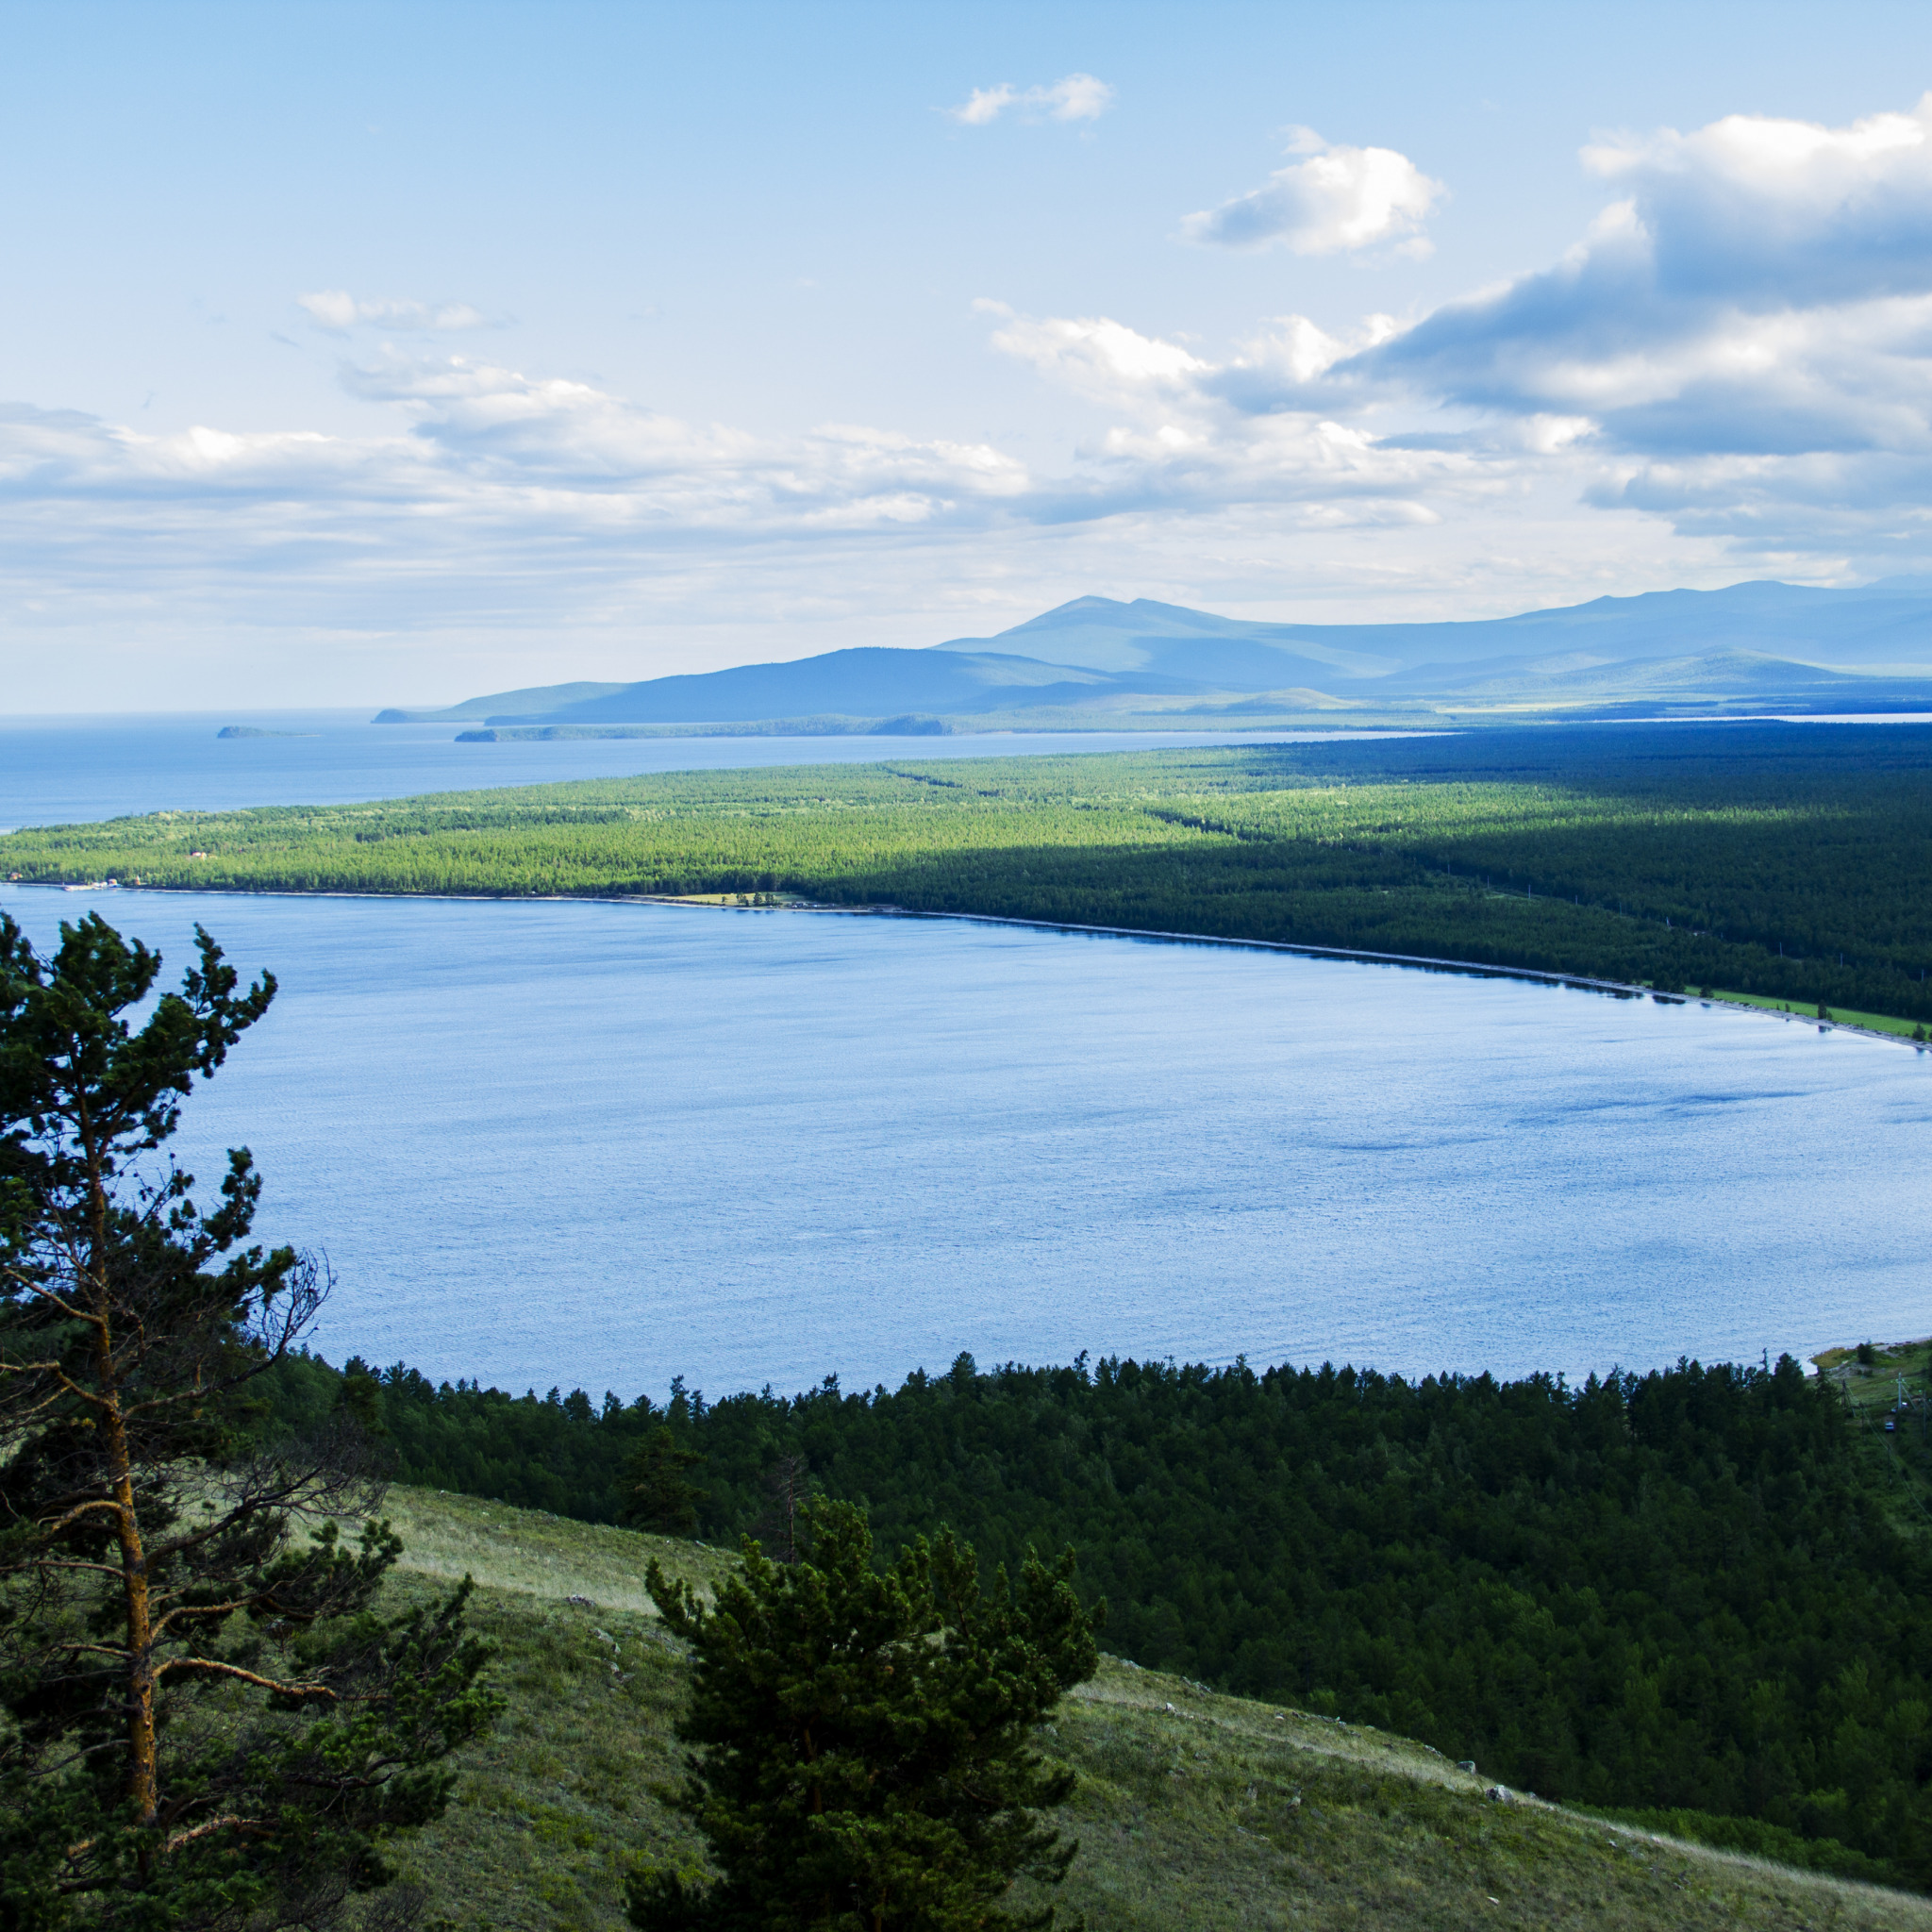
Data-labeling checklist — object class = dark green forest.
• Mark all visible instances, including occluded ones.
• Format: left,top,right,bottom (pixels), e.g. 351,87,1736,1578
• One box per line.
260,1345,1932,1887
8,723,1932,1021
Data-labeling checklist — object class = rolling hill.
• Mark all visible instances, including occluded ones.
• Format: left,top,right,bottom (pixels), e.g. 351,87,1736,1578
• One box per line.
371,1483,1930,1930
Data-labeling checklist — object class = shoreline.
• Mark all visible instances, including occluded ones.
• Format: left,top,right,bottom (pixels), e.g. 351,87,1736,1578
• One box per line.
888,907,1932,1053
9,876,1929,1055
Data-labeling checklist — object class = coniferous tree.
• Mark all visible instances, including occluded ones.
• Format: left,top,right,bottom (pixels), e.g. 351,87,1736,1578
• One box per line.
0,913,496,1927
632,1499,1100,1932
748,1452,810,1565
621,1424,708,1536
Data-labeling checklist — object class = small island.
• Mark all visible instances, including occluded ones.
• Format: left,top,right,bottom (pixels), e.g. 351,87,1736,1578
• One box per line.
216,724,315,739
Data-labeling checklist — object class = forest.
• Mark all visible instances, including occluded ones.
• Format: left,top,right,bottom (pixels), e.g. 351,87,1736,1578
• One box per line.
6,721,1932,1022
258,1342,1932,1888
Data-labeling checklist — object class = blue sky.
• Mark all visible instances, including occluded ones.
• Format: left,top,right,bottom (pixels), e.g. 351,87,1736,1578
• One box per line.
11,0,1932,707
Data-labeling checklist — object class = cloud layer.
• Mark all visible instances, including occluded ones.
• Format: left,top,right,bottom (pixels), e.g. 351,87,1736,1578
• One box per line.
15,94,1932,701
298,291,492,332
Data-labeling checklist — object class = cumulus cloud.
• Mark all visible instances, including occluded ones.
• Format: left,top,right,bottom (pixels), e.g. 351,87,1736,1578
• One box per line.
1581,100,1932,304
332,354,1034,518
1354,96,1932,444
298,290,492,332
977,303,1208,403
974,302,1491,529
1161,93,1932,559
1182,129,1442,255
947,74,1113,126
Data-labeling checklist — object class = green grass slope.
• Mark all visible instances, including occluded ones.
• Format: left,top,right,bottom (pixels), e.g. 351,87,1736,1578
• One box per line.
368,1486,1929,1932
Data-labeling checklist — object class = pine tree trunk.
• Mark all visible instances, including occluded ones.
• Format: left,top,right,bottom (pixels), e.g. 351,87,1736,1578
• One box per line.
84,1107,159,1828
99,1338,159,1827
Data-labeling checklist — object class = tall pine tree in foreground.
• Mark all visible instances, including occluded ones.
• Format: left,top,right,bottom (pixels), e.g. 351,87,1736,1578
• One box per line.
633,1499,1100,1932
0,913,496,1928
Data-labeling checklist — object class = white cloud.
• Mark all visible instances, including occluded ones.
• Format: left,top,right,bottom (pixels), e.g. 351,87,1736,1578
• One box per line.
298,290,492,332
978,305,1208,403
950,84,1016,127
1042,74,1113,123
1152,93,1932,560
331,354,1033,516
1579,100,1932,304
974,302,1509,538
1182,132,1443,255
947,73,1113,126
1360,95,1932,439
0,356,1031,541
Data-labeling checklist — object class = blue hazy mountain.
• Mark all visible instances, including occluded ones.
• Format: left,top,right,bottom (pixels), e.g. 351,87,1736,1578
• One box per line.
379,648,1226,727
375,580,1932,726
937,582,1932,681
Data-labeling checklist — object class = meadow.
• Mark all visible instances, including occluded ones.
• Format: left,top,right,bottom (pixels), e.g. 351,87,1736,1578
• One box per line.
6,723,1931,1022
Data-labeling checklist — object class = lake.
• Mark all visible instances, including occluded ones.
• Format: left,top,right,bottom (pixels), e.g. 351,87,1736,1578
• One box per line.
4,881,1925,1400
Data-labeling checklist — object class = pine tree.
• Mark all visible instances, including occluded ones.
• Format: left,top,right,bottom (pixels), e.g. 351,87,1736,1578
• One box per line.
621,1424,708,1536
0,913,496,1926
748,1451,809,1564
631,1498,1101,1932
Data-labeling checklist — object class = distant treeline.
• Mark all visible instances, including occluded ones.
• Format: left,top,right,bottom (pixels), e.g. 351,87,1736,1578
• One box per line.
260,1346,1932,1885
8,723,1932,1019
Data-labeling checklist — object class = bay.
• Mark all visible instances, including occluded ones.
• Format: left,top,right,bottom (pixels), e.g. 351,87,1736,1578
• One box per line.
3,881,1926,1401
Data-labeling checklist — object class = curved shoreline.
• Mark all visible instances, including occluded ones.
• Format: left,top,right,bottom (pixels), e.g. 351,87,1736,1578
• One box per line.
877,905,1930,1052
8,876,1926,1055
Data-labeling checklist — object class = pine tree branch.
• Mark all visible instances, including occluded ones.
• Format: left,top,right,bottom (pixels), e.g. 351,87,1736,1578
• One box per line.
34,1558,135,1586
0,1272,101,1325
36,1496,133,1538
160,1812,267,1854
154,1656,338,1699
150,1594,280,1637
0,1249,101,1321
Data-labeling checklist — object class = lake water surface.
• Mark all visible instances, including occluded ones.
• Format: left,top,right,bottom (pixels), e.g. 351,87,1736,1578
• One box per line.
0,711,1357,829
4,882,1925,1400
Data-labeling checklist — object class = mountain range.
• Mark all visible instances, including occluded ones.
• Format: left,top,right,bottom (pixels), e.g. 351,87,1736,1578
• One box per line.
375,580,1932,733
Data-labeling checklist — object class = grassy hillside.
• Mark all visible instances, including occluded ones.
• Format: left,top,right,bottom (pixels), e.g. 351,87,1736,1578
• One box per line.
6,724,1932,1022
366,1486,1928,1931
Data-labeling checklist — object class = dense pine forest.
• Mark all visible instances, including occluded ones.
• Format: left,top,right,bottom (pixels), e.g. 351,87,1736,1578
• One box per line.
260,1344,1932,1887
7,722,1932,1021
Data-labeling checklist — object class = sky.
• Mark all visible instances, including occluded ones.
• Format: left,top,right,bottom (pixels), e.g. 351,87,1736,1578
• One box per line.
12,1,1932,708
